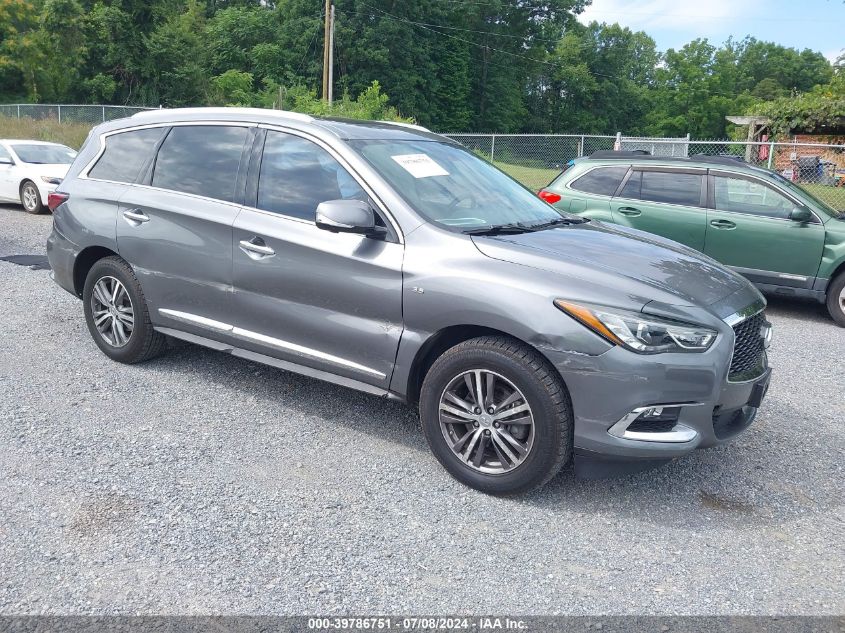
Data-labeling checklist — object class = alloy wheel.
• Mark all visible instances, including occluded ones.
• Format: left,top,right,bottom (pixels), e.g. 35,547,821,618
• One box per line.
22,184,38,212
90,276,134,347
438,369,535,474
840,284,845,312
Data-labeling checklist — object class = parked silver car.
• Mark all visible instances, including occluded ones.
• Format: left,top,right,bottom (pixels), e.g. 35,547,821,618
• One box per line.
46,108,772,494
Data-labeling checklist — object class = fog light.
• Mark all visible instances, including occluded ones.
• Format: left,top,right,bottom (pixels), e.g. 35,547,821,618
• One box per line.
608,403,699,443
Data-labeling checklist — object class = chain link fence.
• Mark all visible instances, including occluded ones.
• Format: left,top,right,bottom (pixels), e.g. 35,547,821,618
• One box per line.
0,103,154,124
445,133,845,212
1,104,842,211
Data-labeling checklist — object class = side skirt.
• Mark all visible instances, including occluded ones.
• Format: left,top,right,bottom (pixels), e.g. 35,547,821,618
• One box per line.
155,326,405,401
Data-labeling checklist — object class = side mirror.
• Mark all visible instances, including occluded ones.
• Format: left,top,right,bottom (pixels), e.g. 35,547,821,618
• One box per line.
316,199,385,237
789,207,812,223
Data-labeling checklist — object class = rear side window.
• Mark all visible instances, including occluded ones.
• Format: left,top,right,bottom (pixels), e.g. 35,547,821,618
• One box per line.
88,128,165,183
152,125,249,202
640,171,703,207
256,130,366,220
569,166,628,196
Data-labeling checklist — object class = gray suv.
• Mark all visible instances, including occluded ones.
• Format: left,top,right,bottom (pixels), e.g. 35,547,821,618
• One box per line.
46,108,772,494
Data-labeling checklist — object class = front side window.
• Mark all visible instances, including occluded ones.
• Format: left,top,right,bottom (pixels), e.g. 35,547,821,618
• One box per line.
349,139,566,230
89,128,165,184
0,145,12,163
257,131,366,220
713,174,797,219
152,125,249,202
569,166,629,196
11,143,76,165
640,171,703,207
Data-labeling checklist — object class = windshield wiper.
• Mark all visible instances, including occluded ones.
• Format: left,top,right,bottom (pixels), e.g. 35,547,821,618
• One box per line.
463,223,536,236
525,217,590,230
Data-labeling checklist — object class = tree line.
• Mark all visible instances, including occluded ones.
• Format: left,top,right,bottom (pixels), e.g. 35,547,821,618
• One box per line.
0,0,841,135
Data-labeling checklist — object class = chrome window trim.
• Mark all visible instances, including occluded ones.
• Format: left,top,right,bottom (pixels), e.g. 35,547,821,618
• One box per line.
565,164,632,197
252,123,405,244
79,120,257,186
157,308,386,379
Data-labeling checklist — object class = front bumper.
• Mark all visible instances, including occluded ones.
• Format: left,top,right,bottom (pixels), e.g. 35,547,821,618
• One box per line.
544,336,771,478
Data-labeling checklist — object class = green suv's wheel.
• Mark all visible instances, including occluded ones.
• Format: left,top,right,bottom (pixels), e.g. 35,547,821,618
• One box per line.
82,256,167,363
20,180,45,214
826,272,845,327
419,336,572,495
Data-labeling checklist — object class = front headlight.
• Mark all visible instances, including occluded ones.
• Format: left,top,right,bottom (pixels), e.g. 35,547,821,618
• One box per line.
40,176,62,185
554,300,717,354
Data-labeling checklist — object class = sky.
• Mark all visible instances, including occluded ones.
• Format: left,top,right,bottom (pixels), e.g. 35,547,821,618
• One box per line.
577,0,845,62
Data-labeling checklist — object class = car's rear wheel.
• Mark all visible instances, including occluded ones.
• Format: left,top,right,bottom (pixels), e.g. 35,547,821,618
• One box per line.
419,336,572,495
20,180,44,214
826,272,845,327
82,256,167,363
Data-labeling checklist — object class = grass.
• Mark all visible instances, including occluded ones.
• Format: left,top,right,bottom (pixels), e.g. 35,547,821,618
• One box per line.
0,115,90,149
494,161,561,191
800,183,845,213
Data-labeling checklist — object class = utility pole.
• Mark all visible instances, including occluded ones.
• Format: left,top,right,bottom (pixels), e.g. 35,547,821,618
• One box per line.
322,0,334,104
328,3,335,104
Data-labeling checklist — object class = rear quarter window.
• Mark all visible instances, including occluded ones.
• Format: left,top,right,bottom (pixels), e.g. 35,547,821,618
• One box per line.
569,166,629,196
88,127,166,184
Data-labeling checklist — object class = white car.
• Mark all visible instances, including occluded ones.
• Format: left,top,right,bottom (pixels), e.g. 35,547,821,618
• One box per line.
0,139,77,214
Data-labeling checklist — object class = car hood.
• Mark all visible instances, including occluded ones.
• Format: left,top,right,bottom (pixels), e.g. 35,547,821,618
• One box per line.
472,221,752,312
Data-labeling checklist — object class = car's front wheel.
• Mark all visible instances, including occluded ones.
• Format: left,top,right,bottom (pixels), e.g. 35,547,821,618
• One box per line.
826,272,845,327
419,336,572,495
83,256,167,363
20,180,44,214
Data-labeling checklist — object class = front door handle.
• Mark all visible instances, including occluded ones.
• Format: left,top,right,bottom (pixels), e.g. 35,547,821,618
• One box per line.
239,237,275,260
710,219,736,229
617,206,642,217
122,209,150,225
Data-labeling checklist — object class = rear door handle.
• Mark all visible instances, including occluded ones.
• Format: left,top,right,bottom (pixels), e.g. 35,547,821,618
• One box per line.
122,209,150,225
239,237,275,259
617,207,641,217
710,219,736,229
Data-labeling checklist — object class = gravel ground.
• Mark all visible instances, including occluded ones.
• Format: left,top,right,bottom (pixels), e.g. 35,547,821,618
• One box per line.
0,203,843,615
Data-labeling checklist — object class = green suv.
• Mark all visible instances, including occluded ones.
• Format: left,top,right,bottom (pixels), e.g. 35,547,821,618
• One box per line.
540,151,845,326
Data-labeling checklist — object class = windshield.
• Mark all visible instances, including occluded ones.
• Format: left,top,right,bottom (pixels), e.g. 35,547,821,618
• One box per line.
769,171,840,217
11,143,77,165
349,139,567,230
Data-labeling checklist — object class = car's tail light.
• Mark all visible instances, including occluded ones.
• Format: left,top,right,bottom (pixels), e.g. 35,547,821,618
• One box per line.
47,192,69,212
538,189,562,204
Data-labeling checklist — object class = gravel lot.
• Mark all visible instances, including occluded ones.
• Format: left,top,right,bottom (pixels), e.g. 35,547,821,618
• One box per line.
0,203,843,615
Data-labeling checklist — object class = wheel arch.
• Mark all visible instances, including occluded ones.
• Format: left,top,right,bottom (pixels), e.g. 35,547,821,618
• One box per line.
73,245,120,297
403,324,561,406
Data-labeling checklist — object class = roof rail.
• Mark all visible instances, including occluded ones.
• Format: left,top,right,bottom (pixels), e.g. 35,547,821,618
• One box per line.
380,120,432,133
130,107,314,123
689,153,745,165
588,150,651,159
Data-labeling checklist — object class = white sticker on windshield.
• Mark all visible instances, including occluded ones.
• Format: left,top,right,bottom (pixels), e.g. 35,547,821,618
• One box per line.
391,153,449,178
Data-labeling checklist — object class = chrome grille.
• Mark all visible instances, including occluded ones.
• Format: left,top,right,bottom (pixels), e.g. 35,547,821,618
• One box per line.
729,311,766,381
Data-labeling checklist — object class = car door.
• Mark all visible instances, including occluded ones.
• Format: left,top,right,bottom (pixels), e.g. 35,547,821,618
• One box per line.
704,170,825,287
116,123,253,331
610,167,708,251
0,143,18,201
231,128,404,389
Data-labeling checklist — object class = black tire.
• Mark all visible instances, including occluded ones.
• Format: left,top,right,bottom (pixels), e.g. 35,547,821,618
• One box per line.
419,336,573,495
82,256,167,363
826,272,845,327
20,180,45,214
